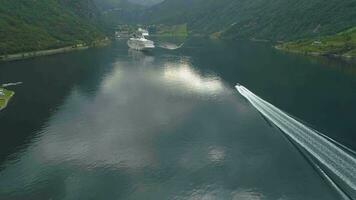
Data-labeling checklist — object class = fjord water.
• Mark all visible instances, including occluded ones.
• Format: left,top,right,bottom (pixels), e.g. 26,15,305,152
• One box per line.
0,39,355,199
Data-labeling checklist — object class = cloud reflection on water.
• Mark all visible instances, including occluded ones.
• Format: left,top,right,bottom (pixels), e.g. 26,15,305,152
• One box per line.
0,52,339,200
163,62,224,95
0,55,233,198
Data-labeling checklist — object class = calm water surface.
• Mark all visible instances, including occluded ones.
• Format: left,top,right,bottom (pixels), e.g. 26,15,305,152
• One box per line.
0,39,355,199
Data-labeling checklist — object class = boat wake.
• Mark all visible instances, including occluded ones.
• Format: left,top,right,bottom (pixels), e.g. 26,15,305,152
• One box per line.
236,84,356,199
158,42,184,50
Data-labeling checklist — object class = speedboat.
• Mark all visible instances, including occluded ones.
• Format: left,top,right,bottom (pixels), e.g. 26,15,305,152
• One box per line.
127,29,155,51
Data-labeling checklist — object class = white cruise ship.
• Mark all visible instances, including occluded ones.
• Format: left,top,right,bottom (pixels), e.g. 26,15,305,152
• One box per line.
127,29,155,51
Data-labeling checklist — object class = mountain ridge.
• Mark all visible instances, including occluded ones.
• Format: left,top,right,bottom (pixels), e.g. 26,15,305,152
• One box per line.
144,0,356,41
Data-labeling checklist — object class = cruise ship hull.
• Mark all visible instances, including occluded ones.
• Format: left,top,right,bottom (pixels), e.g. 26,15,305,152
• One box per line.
127,39,155,51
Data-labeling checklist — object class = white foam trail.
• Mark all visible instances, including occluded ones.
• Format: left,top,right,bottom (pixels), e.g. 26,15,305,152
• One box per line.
236,85,356,198
158,42,184,50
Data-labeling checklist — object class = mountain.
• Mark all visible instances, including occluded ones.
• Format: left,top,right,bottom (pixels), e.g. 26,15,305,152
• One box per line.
93,0,164,25
93,0,144,26
0,0,105,55
144,0,356,41
59,0,101,21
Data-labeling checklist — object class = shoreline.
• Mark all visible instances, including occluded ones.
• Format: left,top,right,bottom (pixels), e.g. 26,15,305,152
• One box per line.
0,89,15,111
0,38,111,62
274,45,356,62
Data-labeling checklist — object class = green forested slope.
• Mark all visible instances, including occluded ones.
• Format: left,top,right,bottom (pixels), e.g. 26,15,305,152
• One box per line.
144,0,356,41
0,0,105,54
94,0,145,25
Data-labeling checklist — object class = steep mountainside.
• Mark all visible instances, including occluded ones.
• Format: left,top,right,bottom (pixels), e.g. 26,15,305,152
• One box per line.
93,0,164,25
0,0,105,54
60,0,101,21
144,0,356,41
93,0,144,25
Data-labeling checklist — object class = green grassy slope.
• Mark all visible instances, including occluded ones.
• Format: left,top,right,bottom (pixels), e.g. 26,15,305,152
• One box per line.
277,27,356,58
150,24,188,36
0,0,105,55
144,0,356,41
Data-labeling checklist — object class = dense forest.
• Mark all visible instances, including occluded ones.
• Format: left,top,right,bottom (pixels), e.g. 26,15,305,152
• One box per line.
144,0,356,41
0,0,105,55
